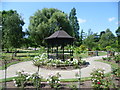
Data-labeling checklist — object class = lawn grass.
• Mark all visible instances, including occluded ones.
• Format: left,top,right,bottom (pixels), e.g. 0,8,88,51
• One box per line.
0,76,91,83
74,51,107,59
98,51,107,56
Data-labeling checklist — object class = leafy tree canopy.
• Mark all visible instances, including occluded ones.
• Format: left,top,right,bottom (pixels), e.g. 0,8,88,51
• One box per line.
98,29,116,49
2,10,25,49
28,8,73,46
69,8,80,46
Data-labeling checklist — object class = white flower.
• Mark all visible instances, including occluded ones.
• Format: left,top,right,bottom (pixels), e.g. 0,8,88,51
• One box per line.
55,81,57,83
49,79,52,81
13,80,16,83
15,84,18,87
47,81,49,83
95,75,97,77
97,80,99,81
33,77,35,79
98,71,102,73
26,76,30,80
58,81,60,83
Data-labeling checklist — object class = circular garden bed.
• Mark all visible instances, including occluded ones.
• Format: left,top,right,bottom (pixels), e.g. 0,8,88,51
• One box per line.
33,53,89,70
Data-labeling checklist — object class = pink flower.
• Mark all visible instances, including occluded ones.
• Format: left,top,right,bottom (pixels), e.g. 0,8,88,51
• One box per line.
97,82,101,84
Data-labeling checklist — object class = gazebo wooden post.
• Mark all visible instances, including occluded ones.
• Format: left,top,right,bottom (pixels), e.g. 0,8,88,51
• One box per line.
63,45,64,61
56,45,58,59
47,45,49,59
71,43,73,61
52,46,53,53
45,30,74,60
70,44,72,56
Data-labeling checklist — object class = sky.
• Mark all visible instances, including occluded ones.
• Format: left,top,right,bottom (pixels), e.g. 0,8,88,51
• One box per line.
1,1,119,35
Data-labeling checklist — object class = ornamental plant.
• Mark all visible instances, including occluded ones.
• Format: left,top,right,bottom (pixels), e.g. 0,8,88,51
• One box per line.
13,70,29,88
33,53,86,69
47,73,61,88
112,67,120,77
33,53,48,66
30,72,43,89
114,54,120,63
13,70,43,88
91,69,112,89
33,53,48,72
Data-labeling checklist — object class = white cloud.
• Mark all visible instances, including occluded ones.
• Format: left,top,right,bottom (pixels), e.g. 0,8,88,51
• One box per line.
108,17,115,22
78,18,87,24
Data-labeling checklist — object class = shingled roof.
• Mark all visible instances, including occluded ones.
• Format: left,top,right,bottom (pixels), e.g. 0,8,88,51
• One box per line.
45,30,74,39
45,30,74,46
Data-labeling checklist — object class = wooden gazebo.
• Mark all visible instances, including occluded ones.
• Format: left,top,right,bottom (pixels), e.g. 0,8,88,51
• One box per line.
45,30,74,61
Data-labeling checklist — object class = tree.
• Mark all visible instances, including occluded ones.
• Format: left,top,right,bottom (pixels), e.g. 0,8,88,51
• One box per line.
98,29,116,50
79,29,85,45
115,27,120,52
99,31,105,38
69,8,80,46
0,12,2,50
83,33,98,50
2,10,25,53
116,27,120,44
28,8,73,46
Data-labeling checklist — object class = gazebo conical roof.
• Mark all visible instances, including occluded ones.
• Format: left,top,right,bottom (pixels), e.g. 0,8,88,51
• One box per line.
45,30,74,46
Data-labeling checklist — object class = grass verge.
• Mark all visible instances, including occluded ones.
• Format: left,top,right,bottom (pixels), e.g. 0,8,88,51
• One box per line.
0,77,91,83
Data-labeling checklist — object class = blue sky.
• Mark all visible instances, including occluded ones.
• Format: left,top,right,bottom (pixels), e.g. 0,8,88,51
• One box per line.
2,2,118,35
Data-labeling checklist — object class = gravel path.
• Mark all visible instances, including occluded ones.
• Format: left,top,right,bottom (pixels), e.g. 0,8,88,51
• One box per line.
0,55,111,79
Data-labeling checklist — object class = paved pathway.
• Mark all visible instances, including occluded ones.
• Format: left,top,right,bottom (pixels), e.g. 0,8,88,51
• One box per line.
0,55,111,79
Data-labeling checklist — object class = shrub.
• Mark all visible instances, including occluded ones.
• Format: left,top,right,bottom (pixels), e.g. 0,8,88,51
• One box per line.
30,73,43,88
33,53,86,68
33,53,48,66
47,73,61,88
91,69,112,89
13,70,42,88
102,57,107,60
13,70,29,88
68,84,77,90
114,54,120,63
112,67,120,77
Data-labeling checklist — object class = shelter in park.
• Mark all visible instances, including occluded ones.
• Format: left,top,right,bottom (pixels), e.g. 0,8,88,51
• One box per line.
45,30,74,61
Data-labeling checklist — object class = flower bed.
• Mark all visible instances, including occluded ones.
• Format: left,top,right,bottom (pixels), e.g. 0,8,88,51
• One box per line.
33,53,88,70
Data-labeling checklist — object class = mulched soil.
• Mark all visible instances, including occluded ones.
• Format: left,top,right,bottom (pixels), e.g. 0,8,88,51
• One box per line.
40,64,88,70
1,78,120,89
2,80,93,89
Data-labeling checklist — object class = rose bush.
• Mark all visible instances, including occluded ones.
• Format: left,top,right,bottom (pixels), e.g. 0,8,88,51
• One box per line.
13,70,43,88
47,73,61,88
33,53,86,68
91,69,113,89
